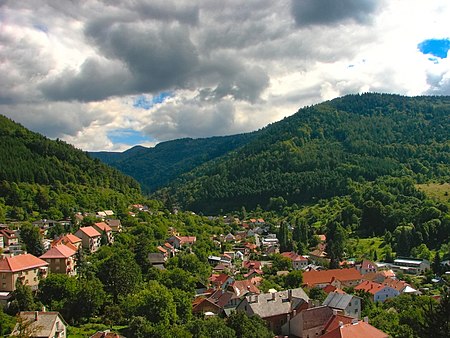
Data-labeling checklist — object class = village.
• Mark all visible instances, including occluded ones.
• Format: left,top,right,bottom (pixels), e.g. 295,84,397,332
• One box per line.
0,203,442,338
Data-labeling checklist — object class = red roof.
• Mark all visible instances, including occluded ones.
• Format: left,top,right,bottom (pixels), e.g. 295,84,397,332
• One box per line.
243,260,262,269
230,280,260,296
382,277,408,292
355,280,385,295
78,226,101,238
321,320,388,338
303,268,362,287
281,251,308,261
65,234,82,243
0,254,48,272
40,244,76,259
94,222,112,232
323,314,355,333
323,284,346,295
177,236,196,244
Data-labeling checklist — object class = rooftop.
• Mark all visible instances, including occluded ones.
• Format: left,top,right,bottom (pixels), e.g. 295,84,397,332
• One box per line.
40,244,77,259
0,253,48,272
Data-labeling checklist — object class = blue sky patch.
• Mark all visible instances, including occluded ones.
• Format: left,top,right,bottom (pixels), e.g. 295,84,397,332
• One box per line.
418,39,450,59
33,23,48,34
108,129,154,145
133,92,171,110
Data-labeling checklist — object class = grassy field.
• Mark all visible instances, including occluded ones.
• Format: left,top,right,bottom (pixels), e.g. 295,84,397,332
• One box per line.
68,324,126,338
416,182,450,206
347,237,385,261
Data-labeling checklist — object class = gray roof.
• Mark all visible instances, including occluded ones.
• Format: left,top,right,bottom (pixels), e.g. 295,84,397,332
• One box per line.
12,312,66,337
243,288,309,318
322,292,354,310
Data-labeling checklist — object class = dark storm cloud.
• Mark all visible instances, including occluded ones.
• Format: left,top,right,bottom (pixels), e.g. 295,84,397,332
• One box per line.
40,23,199,101
40,58,132,102
291,0,380,27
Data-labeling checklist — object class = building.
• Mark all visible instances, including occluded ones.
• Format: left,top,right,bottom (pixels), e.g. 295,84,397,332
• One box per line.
12,311,67,338
236,288,310,334
92,222,114,244
281,252,309,270
52,234,82,251
105,219,122,232
167,235,197,249
74,226,102,253
302,268,362,289
321,318,389,338
322,292,361,319
281,305,334,337
356,260,378,275
0,254,48,294
355,280,399,302
389,257,431,275
40,244,77,276
0,228,19,248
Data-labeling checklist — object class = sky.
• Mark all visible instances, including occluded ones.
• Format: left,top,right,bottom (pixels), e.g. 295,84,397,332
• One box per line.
1,0,450,152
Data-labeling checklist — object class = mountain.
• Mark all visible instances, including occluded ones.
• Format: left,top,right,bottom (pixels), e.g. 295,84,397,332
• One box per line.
0,115,142,220
90,133,256,193
155,93,450,213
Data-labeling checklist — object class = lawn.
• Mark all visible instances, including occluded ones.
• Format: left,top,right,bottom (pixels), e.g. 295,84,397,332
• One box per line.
416,182,450,206
347,237,385,261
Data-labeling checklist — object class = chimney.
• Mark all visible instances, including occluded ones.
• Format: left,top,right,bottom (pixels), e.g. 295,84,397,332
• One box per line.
288,289,292,301
364,316,369,323
293,310,297,317
333,309,338,316
352,318,359,325
339,321,344,327
272,292,276,301
34,311,39,321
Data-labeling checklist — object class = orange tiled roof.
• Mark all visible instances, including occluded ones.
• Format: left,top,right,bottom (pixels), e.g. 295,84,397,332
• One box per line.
0,253,48,272
230,280,260,296
94,222,112,232
303,268,362,287
281,251,308,261
321,320,388,338
78,226,101,238
354,280,385,295
40,244,76,259
323,314,355,333
323,284,346,294
65,234,82,243
382,277,408,292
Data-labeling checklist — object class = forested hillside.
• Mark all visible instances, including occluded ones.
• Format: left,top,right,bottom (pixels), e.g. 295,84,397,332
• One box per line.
157,93,450,213
0,115,142,220
91,133,256,192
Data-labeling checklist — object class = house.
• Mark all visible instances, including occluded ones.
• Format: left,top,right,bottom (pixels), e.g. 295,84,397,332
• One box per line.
208,289,241,310
356,259,377,275
281,252,309,270
243,260,262,270
382,277,420,294
208,273,234,290
228,280,260,297
105,219,122,233
148,253,166,270
92,222,114,244
51,234,82,251
167,235,197,249
389,257,431,275
302,268,362,289
322,292,361,319
355,280,399,302
224,233,236,242
0,228,19,247
192,297,222,315
236,288,310,334
12,311,67,337
74,226,101,253
40,244,77,276
321,318,389,338
281,305,334,337
0,253,48,293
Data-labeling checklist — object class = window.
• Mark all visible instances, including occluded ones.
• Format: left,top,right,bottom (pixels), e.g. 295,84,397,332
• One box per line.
1,283,5,289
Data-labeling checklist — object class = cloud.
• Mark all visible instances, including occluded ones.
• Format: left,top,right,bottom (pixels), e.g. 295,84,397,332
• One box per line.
1,0,450,151
291,0,381,27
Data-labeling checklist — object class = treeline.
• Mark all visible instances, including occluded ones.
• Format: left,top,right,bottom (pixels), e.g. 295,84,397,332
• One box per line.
156,93,450,213
91,133,256,193
0,115,142,220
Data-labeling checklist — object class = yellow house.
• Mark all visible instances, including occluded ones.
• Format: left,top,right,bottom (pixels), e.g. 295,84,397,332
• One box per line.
0,253,49,293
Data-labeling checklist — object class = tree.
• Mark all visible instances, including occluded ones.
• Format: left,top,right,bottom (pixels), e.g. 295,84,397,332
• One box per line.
9,315,43,338
126,281,177,326
326,222,347,269
433,251,442,275
97,249,142,302
74,277,106,321
9,281,37,314
284,270,303,289
277,221,292,252
19,223,44,256
189,317,235,338
421,287,450,337
227,311,273,338
0,307,15,336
